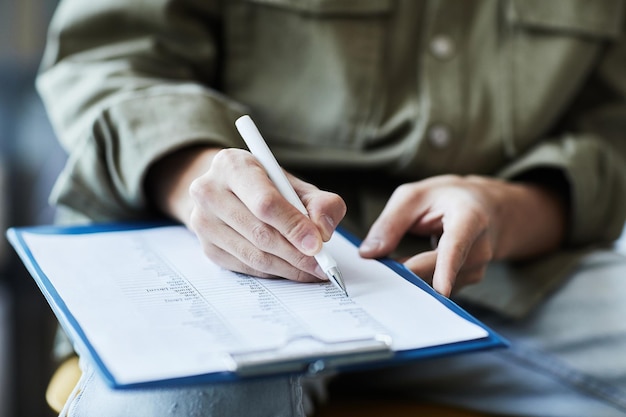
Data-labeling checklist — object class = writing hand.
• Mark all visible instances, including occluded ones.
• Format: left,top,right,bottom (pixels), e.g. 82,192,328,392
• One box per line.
358,175,566,296
147,146,346,283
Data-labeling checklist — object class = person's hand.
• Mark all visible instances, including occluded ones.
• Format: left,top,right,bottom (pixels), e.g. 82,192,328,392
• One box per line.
358,175,567,296
147,146,346,283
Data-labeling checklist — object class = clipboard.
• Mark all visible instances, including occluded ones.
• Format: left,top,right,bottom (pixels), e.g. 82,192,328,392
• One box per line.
7,222,507,389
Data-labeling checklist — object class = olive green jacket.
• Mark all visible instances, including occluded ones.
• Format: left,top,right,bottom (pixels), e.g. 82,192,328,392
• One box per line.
37,0,626,318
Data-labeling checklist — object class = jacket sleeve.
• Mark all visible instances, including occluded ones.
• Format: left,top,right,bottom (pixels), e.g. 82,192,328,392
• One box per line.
497,31,626,247
37,0,246,221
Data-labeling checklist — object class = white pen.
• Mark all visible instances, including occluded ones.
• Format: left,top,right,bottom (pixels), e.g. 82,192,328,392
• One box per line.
235,115,348,297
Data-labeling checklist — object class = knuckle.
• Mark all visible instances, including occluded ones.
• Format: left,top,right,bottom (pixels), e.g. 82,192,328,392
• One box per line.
448,174,464,183
251,193,280,220
284,215,314,243
394,182,416,197
439,174,462,184
426,174,461,187
473,210,490,231
241,246,273,272
387,184,418,208
292,268,317,283
191,150,251,201
250,223,275,248
189,175,219,204
292,251,315,272
189,208,210,235
212,148,239,166
189,177,206,201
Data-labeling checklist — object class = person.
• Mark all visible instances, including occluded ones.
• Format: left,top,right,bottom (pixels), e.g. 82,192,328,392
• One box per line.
36,1,626,416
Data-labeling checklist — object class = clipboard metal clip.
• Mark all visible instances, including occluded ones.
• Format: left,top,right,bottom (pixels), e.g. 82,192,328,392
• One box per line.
231,334,393,377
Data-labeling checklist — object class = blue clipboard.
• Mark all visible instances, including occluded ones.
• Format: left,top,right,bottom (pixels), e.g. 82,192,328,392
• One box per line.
7,222,508,389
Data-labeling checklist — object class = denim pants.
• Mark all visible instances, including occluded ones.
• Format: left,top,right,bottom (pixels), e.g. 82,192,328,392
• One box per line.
60,250,626,417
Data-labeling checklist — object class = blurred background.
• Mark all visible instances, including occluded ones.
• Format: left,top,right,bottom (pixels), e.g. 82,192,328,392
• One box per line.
1,1,66,416
1,3,626,417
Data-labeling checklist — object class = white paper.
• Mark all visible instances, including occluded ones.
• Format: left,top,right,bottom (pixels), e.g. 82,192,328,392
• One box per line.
22,226,487,385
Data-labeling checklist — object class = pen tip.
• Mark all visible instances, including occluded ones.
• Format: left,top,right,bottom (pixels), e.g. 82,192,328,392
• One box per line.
327,267,348,297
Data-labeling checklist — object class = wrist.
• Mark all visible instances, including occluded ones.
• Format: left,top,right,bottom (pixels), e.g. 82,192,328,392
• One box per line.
495,178,568,260
145,145,222,223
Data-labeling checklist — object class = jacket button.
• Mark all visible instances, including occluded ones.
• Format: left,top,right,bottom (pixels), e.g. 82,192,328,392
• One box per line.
429,35,455,59
428,124,452,148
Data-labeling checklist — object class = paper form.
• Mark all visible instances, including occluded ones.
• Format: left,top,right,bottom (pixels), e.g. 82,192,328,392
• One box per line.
22,226,488,385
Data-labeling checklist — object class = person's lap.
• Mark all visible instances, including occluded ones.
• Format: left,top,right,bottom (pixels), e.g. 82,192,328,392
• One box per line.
60,366,319,417
332,250,626,417
61,250,626,417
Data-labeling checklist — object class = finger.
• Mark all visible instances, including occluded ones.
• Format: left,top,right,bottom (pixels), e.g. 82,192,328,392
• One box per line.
403,250,487,294
360,184,429,258
200,148,325,257
432,209,486,296
403,250,438,285
189,179,325,281
199,219,324,283
234,161,325,257
292,175,347,241
208,206,326,281
209,242,323,283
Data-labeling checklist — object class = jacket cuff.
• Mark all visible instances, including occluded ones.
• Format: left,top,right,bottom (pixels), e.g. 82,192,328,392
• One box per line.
51,86,247,221
497,134,626,246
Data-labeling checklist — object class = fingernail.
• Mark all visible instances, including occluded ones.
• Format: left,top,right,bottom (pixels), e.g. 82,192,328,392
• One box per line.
322,215,335,238
301,234,320,254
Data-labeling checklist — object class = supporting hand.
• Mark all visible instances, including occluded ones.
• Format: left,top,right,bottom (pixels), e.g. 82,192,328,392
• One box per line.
358,175,567,296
